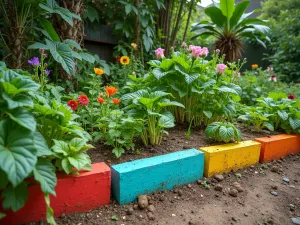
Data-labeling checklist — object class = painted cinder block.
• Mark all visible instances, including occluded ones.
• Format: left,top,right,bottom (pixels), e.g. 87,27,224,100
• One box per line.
1,163,111,225
111,149,204,204
255,134,300,162
199,140,261,177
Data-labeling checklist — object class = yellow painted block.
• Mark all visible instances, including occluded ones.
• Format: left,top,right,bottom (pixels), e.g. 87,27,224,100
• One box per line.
199,140,261,177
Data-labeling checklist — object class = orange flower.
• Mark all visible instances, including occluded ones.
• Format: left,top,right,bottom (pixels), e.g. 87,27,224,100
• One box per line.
94,67,104,75
112,98,121,105
97,97,105,103
105,86,118,96
131,43,137,49
251,64,258,69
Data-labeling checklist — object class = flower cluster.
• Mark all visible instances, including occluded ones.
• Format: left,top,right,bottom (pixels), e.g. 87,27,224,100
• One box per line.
96,86,121,105
189,45,209,59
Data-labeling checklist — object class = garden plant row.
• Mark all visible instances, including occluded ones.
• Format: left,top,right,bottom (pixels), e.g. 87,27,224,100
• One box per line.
1,133,300,225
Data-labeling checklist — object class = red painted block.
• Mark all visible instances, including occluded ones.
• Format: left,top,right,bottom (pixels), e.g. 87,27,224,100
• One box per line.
255,134,300,162
1,163,111,225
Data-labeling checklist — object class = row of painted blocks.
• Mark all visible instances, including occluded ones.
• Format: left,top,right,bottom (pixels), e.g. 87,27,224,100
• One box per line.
2,134,300,225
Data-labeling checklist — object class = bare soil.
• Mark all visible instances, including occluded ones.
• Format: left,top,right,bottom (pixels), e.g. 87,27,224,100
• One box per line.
88,124,279,166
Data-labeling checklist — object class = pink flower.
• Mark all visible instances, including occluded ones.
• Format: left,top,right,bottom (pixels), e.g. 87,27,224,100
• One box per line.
267,66,273,72
236,72,241,78
181,42,187,47
189,45,208,59
216,64,227,74
216,49,220,53
201,47,209,57
269,74,277,82
154,48,165,59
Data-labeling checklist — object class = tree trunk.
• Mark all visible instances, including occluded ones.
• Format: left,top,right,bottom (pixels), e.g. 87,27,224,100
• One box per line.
0,0,27,69
56,0,84,46
170,0,185,48
183,0,194,42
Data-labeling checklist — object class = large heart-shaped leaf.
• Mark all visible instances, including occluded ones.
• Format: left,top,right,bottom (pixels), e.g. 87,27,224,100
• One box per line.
46,40,75,75
205,122,220,137
219,125,234,142
0,120,37,187
33,159,57,195
1,182,28,212
6,108,36,132
34,132,53,157
2,93,33,109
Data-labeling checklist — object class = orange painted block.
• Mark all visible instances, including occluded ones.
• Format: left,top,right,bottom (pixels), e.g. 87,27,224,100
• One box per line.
254,134,300,162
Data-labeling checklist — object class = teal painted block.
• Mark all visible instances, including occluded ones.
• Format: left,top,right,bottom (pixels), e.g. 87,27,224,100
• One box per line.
111,149,204,204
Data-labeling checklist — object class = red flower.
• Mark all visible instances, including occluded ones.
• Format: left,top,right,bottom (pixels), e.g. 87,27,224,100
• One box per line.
112,98,121,105
106,86,118,96
78,95,89,106
97,97,105,103
288,94,295,100
116,56,121,63
67,100,78,111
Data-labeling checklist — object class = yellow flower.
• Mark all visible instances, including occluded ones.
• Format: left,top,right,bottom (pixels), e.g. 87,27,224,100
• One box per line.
251,64,259,69
120,56,130,65
94,68,104,75
131,43,137,49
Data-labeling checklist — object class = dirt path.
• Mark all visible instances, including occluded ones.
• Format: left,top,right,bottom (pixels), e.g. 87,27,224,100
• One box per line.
50,154,300,225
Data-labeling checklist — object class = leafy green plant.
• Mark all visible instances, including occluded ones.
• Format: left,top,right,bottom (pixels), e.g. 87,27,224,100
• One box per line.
121,88,184,146
205,122,242,143
51,138,93,175
143,47,244,127
95,110,144,158
192,0,270,61
0,63,56,224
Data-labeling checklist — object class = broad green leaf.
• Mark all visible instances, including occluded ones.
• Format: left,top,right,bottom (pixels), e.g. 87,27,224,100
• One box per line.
205,122,220,137
230,0,250,28
0,169,8,189
64,39,82,50
46,40,75,75
203,111,213,119
205,6,226,27
152,68,172,80
158,99,185,108
52,140,69,156
219,125,234,142
40,18,60,41
69,138,86,151
158,112,175,128
61,158,73,174
220,0,235,19
217,86,239,95
33,159,57,195
45,194,57,225
112,147,125,158
0,120,37,187
6,108,36,131
148,60,161,67
28,42,49,50
263,122,274,131
289,117,300,130
170,83,188,98
185,73,199,84
160,59,174,71
2,93,33,109
34,104,63,117
1,182,28,212
68,153,91,171
80,53,95,63
277,110,288,121
34,132,53,157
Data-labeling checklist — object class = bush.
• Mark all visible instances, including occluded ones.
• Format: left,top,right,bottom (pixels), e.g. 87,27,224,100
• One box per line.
266,10,300,83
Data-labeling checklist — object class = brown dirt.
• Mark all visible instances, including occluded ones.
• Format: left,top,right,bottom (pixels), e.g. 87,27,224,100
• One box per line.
88,124,280,166
37,154,300,225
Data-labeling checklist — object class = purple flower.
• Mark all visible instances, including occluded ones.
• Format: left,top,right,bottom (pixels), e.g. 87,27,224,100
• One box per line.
45,69,51,76
28,57,40,66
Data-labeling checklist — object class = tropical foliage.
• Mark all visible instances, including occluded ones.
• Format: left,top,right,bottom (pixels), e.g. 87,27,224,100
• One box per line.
192,0,270,61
